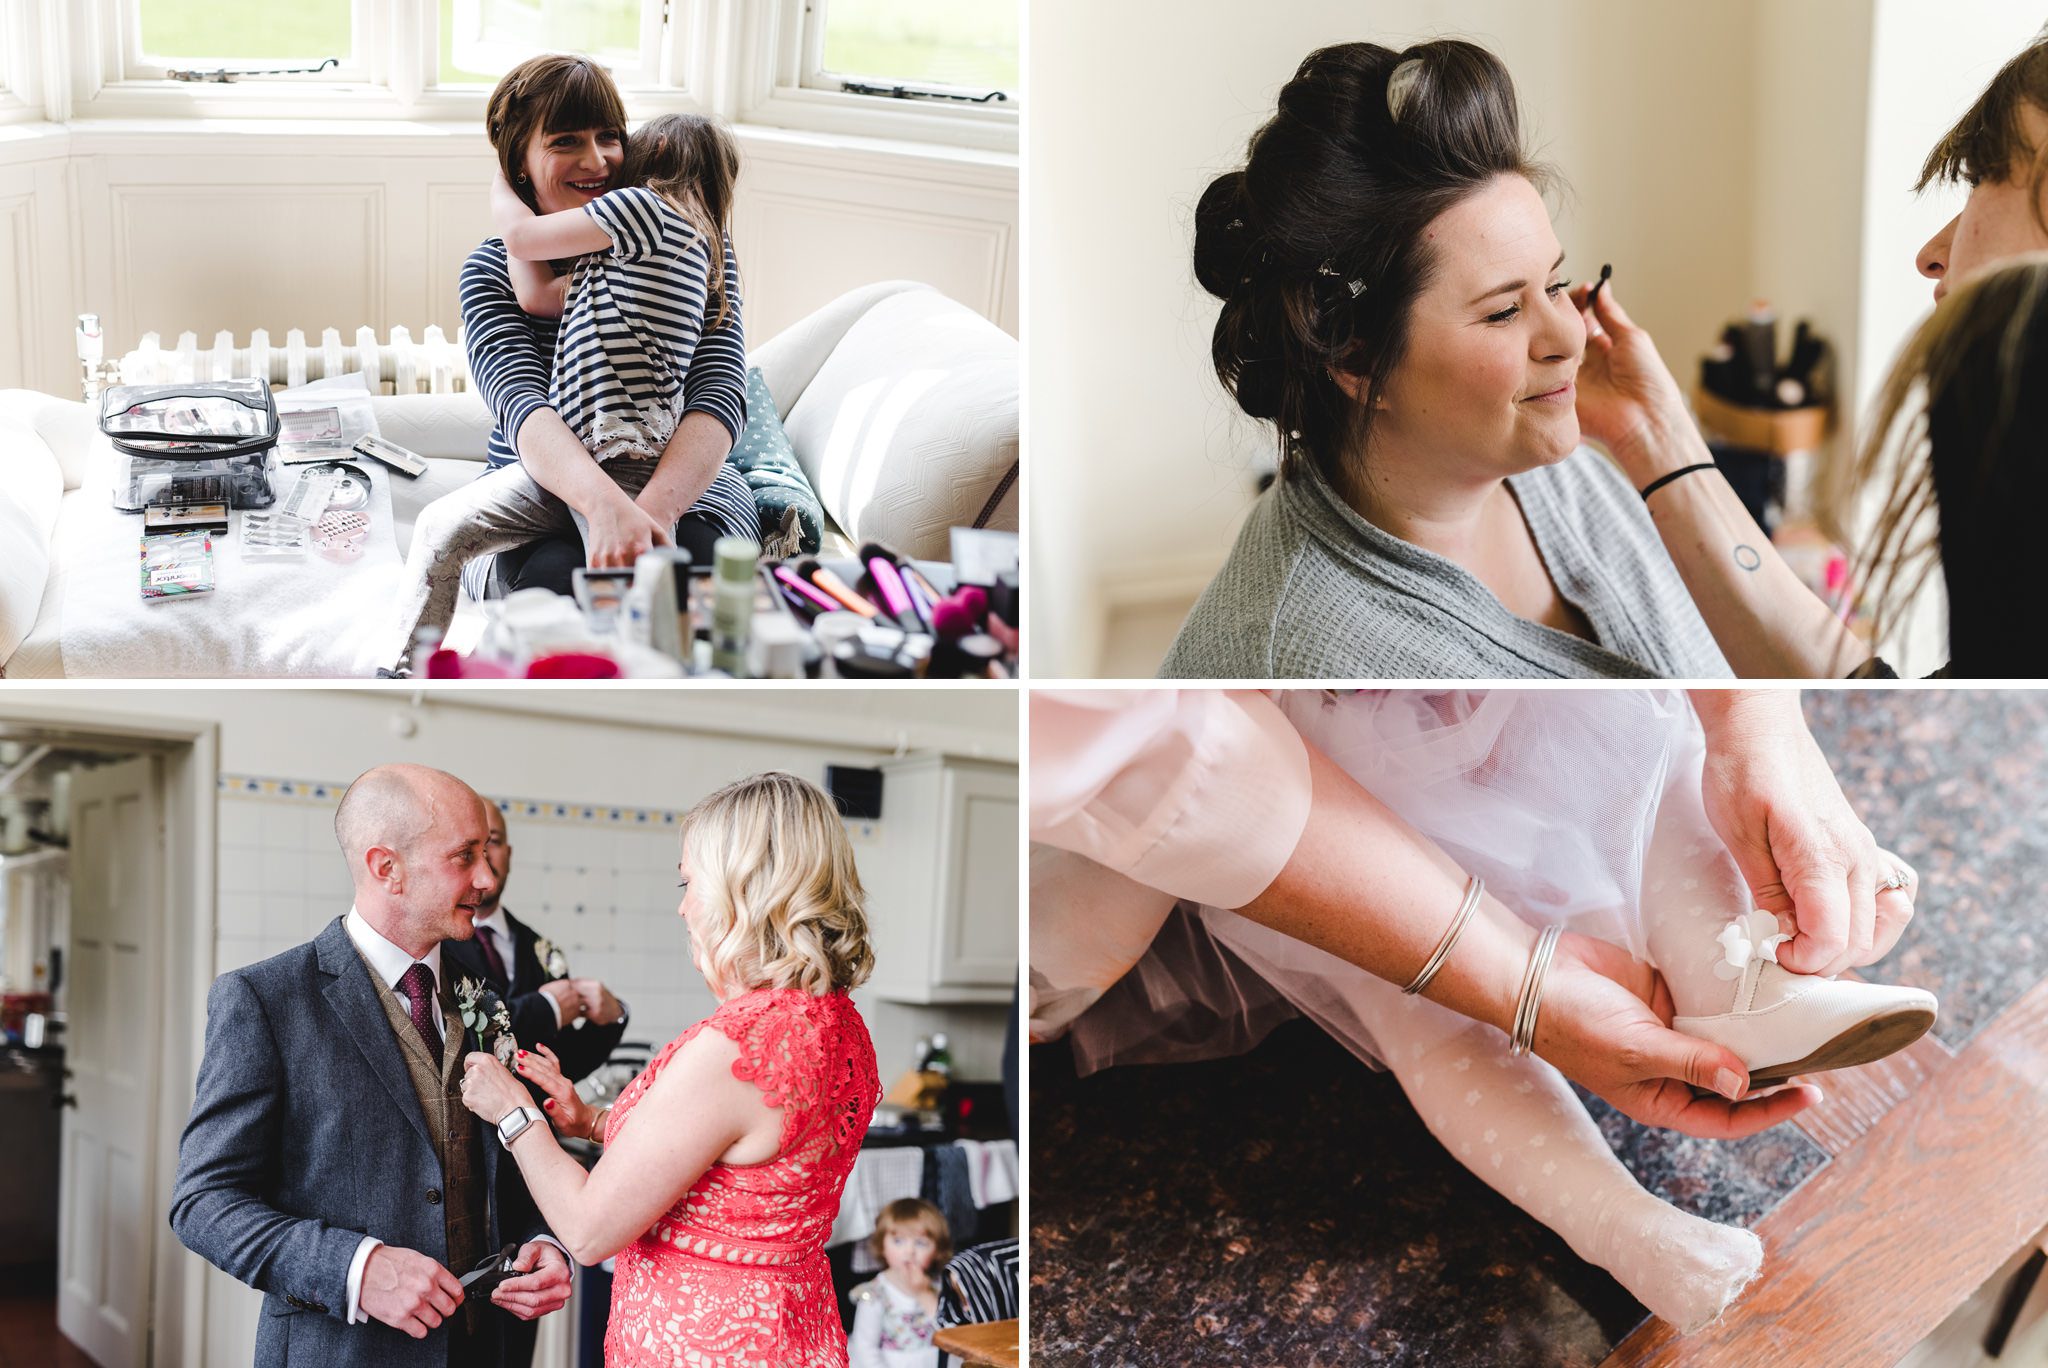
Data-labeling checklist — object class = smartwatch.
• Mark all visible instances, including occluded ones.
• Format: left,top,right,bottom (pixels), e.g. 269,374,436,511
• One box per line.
497,1105,546,1149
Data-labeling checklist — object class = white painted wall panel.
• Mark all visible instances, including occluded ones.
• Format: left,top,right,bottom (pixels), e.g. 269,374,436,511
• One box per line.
0,125,1017,397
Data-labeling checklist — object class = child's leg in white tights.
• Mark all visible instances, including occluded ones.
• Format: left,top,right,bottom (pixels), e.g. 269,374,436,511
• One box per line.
1636,718,1767,1018
1199,908,1764,1334
385,463,577,670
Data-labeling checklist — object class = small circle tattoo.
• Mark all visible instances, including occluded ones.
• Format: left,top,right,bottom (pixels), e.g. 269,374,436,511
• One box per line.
1733,544,1762,571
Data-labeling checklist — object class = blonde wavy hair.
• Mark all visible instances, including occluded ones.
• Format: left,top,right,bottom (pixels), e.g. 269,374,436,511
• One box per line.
680,772,874,997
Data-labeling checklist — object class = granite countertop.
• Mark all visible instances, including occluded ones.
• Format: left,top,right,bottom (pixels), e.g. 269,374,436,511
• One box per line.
1030,690,2048,1366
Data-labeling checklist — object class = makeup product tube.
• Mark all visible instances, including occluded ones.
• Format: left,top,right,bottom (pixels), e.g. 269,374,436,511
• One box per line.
805,562,878,618
711,536,760,676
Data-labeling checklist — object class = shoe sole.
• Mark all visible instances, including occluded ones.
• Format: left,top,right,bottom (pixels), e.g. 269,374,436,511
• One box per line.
1742,1004,1938,1092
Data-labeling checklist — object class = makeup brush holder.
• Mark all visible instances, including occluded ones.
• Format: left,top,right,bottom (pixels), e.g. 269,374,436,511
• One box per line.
1692,388,1830,457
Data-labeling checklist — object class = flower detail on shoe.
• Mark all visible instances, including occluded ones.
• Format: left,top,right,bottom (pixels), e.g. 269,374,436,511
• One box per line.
1712,910,1791,982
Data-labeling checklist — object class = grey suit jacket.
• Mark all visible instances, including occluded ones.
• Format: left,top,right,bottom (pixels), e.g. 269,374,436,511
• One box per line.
169,916,549,1367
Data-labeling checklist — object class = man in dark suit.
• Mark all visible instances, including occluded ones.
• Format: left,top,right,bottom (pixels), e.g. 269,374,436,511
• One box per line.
443,803,628,1086
439,802,626,1368
170,764,573,1367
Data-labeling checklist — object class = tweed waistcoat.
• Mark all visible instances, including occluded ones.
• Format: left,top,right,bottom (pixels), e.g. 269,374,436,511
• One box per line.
354,946,490,1332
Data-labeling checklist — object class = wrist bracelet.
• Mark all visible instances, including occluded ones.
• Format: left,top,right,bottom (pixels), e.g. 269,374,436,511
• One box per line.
1403,875,1484,996
1510,925,1563,1056
1639,462,1717,503
587,1106,610,1142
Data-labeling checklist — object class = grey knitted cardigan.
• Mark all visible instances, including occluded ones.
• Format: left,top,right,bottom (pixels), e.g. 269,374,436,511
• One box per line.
1160,449,1732,680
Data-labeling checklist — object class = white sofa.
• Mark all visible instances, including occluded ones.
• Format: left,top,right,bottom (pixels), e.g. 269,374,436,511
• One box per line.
0,281,1017,678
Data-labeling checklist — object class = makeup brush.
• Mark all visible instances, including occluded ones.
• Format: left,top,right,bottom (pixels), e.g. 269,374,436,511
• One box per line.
931,586,988,641
1588,262,1613,307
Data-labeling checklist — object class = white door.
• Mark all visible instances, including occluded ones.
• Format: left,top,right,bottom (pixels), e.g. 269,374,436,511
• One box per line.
58,755,163,1368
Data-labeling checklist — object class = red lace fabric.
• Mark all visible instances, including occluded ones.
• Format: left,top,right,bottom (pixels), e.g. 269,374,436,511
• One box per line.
602,987,881,1367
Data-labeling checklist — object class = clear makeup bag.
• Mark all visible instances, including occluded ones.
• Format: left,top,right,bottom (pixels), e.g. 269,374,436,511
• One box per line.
100,378,281,512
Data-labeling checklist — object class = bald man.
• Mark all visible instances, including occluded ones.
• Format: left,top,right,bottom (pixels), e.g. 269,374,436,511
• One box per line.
171,764,572,1368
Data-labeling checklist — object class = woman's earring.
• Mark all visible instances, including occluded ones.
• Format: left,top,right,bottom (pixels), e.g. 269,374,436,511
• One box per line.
516,173,529,184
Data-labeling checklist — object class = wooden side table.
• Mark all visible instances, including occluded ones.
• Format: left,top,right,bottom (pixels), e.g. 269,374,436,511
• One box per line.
934,1318,1020,1367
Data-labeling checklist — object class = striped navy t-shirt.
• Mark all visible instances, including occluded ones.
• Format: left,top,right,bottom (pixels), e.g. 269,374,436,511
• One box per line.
456,219,755,545
557,186,744,464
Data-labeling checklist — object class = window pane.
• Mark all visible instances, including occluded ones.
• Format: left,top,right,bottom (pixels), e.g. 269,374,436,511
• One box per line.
439,0,645,86
821,0,1018,94
138,0,351,64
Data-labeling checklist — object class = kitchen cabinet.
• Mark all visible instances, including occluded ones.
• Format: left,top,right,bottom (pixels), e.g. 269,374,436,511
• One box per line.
861,754,1017,1005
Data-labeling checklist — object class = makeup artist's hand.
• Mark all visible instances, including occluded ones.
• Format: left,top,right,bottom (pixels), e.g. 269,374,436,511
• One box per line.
1538,931,1821,1135
1569,278,1695,484
1694,691,1908,977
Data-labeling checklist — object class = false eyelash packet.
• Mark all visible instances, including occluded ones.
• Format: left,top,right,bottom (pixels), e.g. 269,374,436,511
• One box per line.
140,530,217,601
240,510,311,562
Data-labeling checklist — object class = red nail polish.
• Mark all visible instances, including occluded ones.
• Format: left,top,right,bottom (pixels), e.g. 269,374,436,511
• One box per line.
544,1100,554,1109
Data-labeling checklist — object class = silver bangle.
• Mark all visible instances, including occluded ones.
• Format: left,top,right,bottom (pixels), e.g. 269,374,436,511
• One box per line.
1510,924,1563,1056
1403,875,1484,996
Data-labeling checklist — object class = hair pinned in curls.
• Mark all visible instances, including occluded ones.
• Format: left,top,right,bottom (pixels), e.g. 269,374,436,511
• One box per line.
1191,39,1551,488
680,771,875,999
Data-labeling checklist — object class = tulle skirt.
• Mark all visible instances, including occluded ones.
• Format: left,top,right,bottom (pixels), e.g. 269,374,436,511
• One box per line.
1064,688,1703,1075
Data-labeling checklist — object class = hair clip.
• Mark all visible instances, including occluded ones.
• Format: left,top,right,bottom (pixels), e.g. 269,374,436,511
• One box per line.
1387,57,1425,122
1318,262,1368,299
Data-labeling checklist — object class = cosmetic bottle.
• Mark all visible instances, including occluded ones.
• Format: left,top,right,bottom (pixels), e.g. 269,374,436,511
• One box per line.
1738,301,1778,405
710,536,760,676
632,547,692,663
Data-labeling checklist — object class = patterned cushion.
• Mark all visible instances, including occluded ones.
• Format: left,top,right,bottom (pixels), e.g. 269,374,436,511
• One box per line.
938,1238,1019,1328
730,367,823,556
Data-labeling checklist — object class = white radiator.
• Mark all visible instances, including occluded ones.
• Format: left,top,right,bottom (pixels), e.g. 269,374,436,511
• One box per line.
115,325,473,395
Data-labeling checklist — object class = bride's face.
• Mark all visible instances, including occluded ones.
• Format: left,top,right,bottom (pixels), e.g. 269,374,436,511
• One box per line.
1364,174,1584,477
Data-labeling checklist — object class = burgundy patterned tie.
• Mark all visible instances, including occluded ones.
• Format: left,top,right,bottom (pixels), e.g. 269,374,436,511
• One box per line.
475,926,510,993
396,963,440,1053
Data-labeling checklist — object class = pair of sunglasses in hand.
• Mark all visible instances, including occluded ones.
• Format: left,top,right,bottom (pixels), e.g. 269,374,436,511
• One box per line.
459,1244,527,1299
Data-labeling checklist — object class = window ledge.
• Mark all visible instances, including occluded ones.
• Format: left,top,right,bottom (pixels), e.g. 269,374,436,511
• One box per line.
0,114,1015,176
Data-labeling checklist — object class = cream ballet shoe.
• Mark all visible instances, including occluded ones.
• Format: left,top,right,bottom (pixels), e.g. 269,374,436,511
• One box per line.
1673,911,1937,1091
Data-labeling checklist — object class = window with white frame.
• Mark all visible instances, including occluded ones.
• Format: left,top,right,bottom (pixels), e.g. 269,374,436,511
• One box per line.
0,0,39,122
59,0,1017,154
807,0,1017,106
732,0,1018,153
130,0,365,82
437,0,660,89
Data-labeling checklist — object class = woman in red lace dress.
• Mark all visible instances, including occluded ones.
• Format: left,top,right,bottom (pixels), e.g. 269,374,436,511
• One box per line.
457,771,882,1366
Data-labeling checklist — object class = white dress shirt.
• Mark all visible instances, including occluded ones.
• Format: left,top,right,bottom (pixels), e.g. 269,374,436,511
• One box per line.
342,907,445,1323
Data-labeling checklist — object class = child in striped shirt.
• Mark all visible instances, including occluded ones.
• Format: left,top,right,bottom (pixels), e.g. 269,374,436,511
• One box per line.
383,113,754,672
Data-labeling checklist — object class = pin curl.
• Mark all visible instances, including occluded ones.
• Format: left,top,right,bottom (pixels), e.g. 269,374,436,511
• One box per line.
1386,57,1425,123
